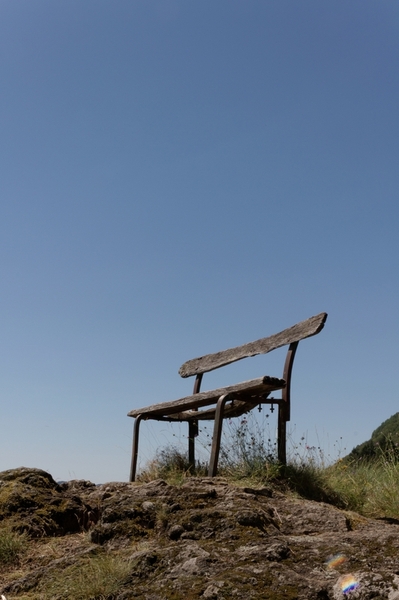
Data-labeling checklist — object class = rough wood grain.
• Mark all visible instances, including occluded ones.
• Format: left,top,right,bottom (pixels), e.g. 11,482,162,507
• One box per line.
154,397,283,422
127,376,285,419
178,312,327,378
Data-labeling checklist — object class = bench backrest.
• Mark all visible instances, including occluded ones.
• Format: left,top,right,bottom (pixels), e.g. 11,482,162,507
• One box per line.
178,312,327,378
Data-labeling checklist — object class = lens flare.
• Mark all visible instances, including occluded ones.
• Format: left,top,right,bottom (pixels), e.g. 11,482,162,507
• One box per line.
326,553,347,570
340,574,359,593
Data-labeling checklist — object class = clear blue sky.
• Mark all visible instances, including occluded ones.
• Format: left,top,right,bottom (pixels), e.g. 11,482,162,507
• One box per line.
1,0,398,483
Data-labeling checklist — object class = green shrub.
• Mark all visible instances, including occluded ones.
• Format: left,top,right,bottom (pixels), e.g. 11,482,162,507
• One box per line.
347,413,399,462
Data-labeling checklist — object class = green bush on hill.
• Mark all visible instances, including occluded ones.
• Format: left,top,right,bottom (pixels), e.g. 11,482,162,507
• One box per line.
347,412,399,462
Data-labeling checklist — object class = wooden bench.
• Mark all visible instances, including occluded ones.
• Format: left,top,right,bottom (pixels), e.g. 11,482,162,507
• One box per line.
128,312,327,481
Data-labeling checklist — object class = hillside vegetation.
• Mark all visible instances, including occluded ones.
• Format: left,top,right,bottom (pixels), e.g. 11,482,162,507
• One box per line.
346,412,399,462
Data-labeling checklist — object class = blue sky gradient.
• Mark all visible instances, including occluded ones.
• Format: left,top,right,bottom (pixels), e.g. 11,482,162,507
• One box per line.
1,1,398,482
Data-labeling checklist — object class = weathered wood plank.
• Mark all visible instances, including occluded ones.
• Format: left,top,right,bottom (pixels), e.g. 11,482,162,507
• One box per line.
127,376,285,419
178,312,327,378
154,397,283,422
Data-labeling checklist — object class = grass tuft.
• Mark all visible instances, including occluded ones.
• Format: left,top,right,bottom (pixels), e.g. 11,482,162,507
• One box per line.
39,553,132,599
137,445,208,484
0,526,28,565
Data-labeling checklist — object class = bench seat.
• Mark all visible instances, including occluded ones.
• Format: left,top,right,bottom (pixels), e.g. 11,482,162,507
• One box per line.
128,376,286,421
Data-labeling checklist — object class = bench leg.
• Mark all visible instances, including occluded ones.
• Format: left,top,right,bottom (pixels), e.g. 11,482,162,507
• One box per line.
277,406,287,464
188,420,198,473
278,340,299,464
188,374,202,473
129,415,143,482
208,394,231,477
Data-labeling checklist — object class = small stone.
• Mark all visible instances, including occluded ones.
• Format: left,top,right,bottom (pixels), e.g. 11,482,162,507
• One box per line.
179,557,210,575
168,524,185,540
203,581,224,598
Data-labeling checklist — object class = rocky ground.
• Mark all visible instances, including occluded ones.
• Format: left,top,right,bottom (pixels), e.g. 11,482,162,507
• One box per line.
1,467,399,599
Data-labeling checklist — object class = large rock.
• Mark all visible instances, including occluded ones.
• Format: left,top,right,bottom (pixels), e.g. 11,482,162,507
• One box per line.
0,467,95,537
1,469,399,599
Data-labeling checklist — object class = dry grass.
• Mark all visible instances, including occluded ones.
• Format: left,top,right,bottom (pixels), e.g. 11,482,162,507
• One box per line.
0,527,28,565
137,445,208,484
36,552,132,600
138,431,399,521
324,455,399,518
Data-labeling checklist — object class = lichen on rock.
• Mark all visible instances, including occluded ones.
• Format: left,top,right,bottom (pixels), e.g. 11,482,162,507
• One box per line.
0,467,94,537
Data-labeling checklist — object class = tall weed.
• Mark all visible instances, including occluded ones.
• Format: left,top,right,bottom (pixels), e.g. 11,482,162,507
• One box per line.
218,413,278,480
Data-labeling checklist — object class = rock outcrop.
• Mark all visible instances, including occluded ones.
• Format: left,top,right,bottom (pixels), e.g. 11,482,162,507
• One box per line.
0,467,95,537
1,468,399,599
